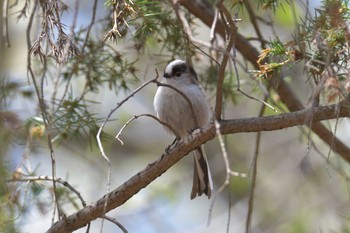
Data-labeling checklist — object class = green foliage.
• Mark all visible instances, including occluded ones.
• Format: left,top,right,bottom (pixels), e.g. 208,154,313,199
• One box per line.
340,226,350,233
0,164,15,233
52,95,101,141
131,0,195,58
267,39,287,56
256,38,302,79
300,0,350,102
256,0,350,104
273,1,296,26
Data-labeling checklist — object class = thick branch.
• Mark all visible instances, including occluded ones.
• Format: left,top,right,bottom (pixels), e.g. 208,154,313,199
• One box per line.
47,104,350,233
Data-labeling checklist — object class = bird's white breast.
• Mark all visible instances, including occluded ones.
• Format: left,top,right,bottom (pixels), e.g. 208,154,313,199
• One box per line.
154,78,211,137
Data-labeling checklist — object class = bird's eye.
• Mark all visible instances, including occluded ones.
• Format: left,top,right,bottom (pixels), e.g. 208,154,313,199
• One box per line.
175,72,181,77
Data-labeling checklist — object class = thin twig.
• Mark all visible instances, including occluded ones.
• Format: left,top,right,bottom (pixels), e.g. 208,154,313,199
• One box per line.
116,114,179,145
214,2,238,120
207,120,231,226
2,0,11,47
82,0,98,53
245,100,266,233
227,187,231,233
209,7,219,44
47,133,60,223
238,89,277,112
97,73,160,163
245,131,260,233
7,175,87,208
102,215,128,233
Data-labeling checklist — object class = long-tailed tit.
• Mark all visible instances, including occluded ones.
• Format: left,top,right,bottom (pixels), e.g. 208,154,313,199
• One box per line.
154,59,213,199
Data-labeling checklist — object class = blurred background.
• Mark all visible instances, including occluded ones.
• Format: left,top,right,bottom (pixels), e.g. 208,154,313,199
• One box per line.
1,0,350,233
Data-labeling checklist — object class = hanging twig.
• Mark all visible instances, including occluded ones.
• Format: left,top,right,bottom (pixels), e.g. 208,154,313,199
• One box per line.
245,100,267,233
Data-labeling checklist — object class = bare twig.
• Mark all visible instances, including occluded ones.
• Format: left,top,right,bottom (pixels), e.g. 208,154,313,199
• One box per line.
207,120,233,226
82,0,98,53
214,2,237,120
242,89,277,111
245,131,260,233
2,0,11,47
97,73,160,163
102,215,128,233
245,101,267,233
116,114,179,145
209,7,219,44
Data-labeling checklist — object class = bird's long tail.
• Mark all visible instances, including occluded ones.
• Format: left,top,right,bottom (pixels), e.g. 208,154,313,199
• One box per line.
191,146,213,199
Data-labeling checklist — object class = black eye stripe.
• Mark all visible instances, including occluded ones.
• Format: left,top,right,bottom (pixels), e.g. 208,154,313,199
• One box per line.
172,64,187,76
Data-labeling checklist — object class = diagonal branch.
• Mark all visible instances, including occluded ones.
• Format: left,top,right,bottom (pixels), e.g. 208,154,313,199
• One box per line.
47,103,350,233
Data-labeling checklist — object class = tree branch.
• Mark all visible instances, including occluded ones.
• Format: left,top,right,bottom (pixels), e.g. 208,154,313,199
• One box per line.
47,103,350,233
214,2,237,120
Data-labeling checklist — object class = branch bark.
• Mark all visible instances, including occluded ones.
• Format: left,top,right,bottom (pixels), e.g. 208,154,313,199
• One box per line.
47,103,350,233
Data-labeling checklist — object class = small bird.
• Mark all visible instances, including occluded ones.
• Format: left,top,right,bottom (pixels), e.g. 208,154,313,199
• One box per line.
154,59,213,199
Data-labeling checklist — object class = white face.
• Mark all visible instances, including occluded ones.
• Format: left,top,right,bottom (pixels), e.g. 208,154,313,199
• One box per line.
163,60,198,84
